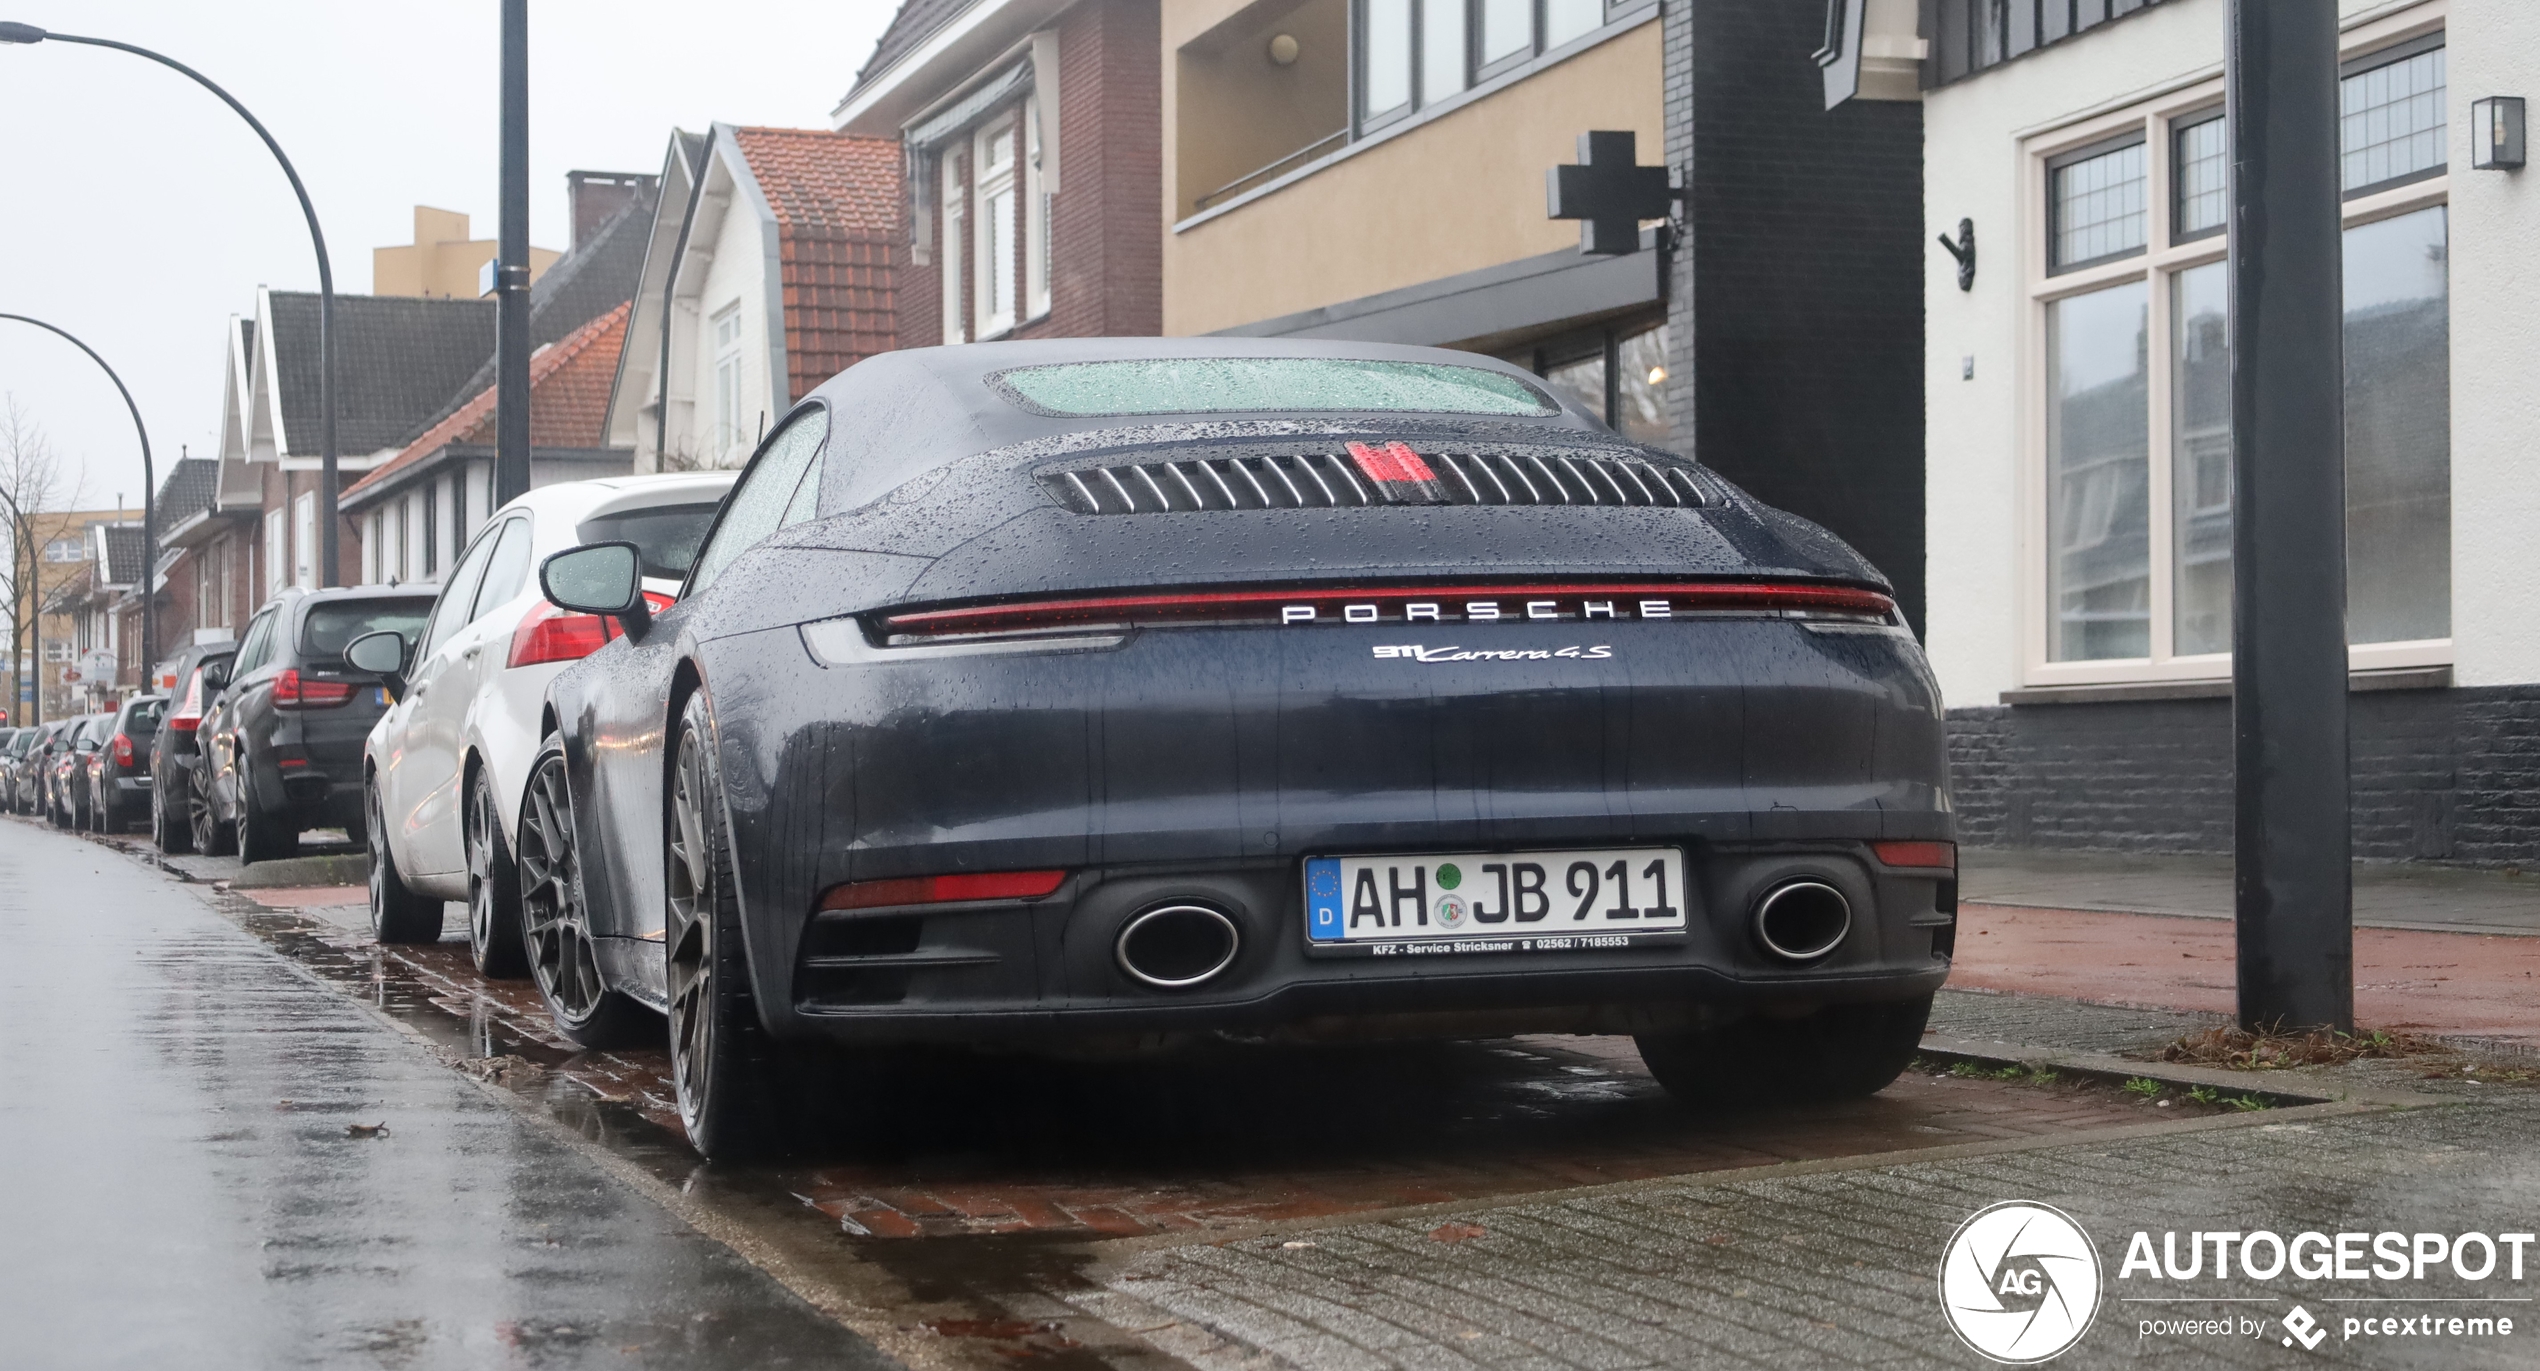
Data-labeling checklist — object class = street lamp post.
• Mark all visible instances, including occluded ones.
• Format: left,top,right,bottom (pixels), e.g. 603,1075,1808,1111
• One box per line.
0,20,341,588
0,314,154,694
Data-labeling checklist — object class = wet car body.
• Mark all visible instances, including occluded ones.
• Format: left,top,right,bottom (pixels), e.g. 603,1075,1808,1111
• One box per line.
200,587,433,860
15,720,69,816
86,695,165,832
51,714,110,828
539,339,1953,1151
150,643,238,853
0,728,26,810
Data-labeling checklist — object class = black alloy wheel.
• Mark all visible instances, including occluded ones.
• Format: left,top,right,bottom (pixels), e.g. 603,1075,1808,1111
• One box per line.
367,776,444,944
664,696,788,1160
235,765,299,865
465,766,527,978
1634,994,1935,1109
153,776,194,854
518,735,649,1048
190,764,235,857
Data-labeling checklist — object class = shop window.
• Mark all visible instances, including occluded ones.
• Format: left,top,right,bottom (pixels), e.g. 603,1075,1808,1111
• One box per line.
1514,321,1668,446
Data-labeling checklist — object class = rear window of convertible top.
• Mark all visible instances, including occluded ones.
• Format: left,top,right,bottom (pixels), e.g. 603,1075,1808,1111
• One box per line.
989,358,1558,418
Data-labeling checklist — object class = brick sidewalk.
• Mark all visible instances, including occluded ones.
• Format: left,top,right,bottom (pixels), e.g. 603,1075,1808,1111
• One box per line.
1954,901,2540,1045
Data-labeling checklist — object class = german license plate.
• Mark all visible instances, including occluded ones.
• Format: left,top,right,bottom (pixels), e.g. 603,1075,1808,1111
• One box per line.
1305,847,1688,957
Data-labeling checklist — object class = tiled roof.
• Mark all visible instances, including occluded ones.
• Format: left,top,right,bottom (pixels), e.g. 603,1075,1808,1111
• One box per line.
852,0,976,95
341,302,631,504
412,182,661,436
100,525,147,587
151,457,220,535
731,128,903,401
267,292,495,455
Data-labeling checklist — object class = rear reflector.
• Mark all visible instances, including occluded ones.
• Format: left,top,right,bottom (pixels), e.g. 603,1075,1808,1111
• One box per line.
817,869,1068,912
1870,840,1956,871
273,669,356,709
877,581,1896,640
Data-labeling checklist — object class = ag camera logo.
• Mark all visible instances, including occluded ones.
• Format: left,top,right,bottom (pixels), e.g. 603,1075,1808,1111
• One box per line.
1940,1202,2103,1364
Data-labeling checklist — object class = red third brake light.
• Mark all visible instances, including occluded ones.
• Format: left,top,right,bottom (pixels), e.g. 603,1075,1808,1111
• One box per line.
508,592,675,669
817,869,1069,913
273,668,356,709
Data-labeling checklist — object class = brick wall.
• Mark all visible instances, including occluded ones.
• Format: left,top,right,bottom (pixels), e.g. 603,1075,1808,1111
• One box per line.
1949,688,2540,866
1663,0,1927,630
902,0,1162,348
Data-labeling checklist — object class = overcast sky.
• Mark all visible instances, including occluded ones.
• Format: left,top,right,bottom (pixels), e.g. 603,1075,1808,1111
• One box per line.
0,0,897,512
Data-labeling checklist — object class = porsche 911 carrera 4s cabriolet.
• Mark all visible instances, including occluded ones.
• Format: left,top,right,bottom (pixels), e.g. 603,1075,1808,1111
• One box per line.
527,338,1955,1157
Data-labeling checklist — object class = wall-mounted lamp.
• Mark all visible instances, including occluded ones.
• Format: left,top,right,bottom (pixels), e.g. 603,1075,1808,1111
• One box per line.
2471,97,2525,170
1267,33,1299,66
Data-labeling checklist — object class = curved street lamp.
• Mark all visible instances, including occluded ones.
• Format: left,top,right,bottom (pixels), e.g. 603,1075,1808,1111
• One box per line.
0,314,154,704
0,19,340,588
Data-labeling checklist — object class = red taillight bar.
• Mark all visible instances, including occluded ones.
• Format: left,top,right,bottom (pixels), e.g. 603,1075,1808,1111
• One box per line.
878,581,1895,637
273,668,356,710
1870,840,1956,871
816,869,1069,913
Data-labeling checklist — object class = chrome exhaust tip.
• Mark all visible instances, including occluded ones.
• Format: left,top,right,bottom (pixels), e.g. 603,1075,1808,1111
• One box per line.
1752,880,1851,962
1115,902,1242,989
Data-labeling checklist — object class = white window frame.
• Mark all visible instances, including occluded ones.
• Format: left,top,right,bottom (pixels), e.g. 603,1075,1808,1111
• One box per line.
263,507,286,596
710,302,743,460
939,145,968,344
2016,3,2451,690
293,491,316,590
973,113,1021,339
1025,94,1052,321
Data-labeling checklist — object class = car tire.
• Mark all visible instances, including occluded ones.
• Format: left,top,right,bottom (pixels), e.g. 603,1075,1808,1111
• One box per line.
518,734,653,1050
236,767,299,865
1635,995,1933,1109
367,776,445,944
191,768,236,857
465,766,528,979
154,780,194,854
663,699,794,1161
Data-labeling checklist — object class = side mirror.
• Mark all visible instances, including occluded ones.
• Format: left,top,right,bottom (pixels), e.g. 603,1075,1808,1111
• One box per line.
345,630,410,703
74,739,97,754
200,660,231,692
540,542,650,637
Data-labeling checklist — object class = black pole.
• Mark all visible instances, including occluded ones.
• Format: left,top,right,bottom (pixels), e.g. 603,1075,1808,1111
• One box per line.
2227,0,2352,1033
0,22,339,587
0,315,155,690
494,0,532,507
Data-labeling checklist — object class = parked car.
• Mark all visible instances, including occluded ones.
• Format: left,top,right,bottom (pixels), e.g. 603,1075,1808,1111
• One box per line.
150,642,238,854
197,588,434,862
13,719,71,816
51,713,111,828
0,728,25,810
521,339,1955,1158
85,694,166,833
359,471,738,976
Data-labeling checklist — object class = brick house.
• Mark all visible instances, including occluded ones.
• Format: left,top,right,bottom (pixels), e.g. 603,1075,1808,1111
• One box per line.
608,125,902,470
831,0,1158,348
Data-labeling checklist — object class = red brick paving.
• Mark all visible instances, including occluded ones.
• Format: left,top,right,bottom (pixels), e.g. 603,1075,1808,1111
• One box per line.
1956,901,2540,1044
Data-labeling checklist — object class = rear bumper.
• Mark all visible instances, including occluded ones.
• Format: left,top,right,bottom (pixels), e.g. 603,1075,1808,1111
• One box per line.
696,613,1953,1049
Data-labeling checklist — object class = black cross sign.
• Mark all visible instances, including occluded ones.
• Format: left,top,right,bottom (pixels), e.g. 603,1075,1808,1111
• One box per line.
1546,130,1675,256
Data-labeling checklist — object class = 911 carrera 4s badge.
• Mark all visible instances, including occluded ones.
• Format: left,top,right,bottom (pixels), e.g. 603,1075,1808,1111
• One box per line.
1371,644,1613,662
1305,848,1689,957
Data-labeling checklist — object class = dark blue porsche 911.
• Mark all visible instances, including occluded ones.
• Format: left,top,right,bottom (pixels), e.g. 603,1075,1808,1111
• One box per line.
522,337,1954,1158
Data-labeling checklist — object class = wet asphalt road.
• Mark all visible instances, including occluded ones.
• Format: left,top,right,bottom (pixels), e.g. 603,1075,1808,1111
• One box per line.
0,815,896,1370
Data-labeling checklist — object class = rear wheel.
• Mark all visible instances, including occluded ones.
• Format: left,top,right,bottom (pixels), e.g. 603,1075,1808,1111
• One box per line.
236,767,299,864
1635,995,1933,1109
367,776,444,944
465,766,527,979
191,766,235,857
665,696,791,1160
518,736,651,1048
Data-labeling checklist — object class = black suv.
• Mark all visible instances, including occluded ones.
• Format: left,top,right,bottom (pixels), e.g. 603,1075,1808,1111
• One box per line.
199,587,434,862
152,642,238,854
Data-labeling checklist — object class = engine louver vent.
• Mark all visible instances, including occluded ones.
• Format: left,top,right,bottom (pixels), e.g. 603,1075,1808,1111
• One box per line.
1042,449,1708,515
